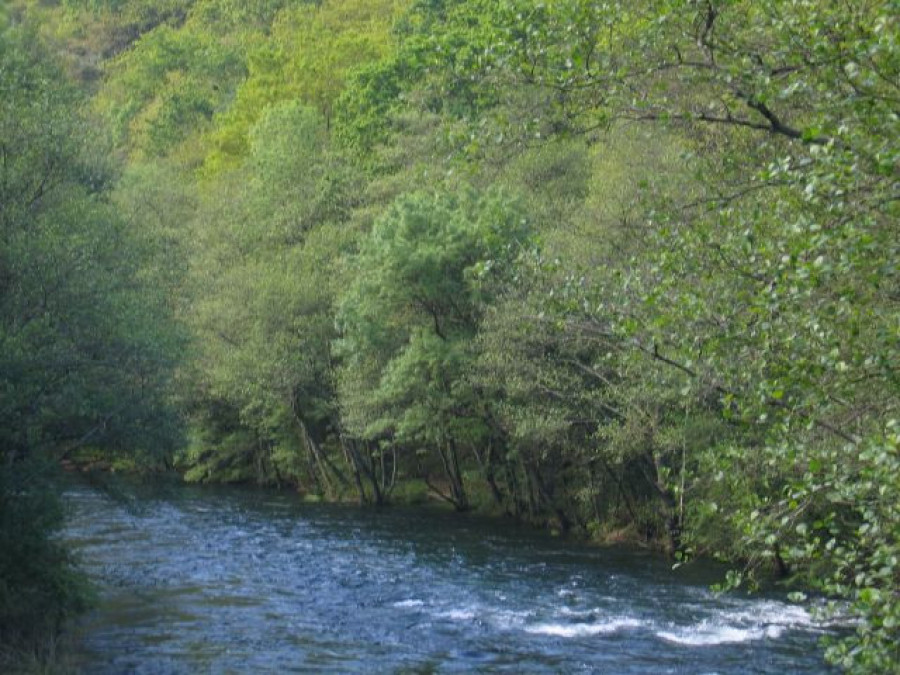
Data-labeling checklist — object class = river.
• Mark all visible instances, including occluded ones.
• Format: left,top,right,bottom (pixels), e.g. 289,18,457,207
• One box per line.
62,480,835,673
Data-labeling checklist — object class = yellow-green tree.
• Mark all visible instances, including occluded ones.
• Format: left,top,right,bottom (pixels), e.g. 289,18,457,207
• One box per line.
203,0,408,171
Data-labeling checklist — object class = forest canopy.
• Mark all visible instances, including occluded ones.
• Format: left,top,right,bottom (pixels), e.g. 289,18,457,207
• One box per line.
2,0,897,670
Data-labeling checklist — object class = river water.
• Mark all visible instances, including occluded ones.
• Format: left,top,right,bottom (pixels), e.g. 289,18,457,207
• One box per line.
63,481,835,673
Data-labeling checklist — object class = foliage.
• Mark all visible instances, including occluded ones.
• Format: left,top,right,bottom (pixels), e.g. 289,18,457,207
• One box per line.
0,462,91,660
178,101,360,492
415,0,897,667
8,0,898,669
0,13,182,661
0,18,182,469
97,20,244,157
336,189,531,508
202,0,408,171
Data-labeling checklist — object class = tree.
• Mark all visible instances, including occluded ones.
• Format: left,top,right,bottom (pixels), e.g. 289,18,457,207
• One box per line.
336,189,531,509
203,0,407,171
404,1,898,667
0,19,181,468
0,16,182,658
95,20,244,158
180,102,360,494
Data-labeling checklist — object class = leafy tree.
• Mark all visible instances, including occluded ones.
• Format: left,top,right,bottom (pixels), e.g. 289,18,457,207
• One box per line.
203,0,407,171
406,0,898,667
336,189,531,508
0,16,182,659
0,20,181,468
181,102,360,493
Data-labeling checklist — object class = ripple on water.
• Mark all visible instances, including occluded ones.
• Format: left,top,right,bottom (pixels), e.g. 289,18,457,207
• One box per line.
657,622,785,646
525,617,646,638
655,599,816,646
63,485,838,674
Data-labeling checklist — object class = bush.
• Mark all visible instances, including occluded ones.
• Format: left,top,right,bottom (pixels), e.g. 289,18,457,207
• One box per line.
0,462,91,663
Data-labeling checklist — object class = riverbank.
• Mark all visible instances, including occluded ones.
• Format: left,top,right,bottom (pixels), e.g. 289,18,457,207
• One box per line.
69,456,668,552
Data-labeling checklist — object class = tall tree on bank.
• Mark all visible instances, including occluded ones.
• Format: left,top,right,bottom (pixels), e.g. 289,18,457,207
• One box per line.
390,1,898,669
336,189,532,509
0,14,183,658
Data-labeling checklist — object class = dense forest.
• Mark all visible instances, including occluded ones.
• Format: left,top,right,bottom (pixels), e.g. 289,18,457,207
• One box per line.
0,0,897,670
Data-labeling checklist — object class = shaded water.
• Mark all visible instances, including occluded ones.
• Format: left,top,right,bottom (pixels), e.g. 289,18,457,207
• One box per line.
63,482,834,673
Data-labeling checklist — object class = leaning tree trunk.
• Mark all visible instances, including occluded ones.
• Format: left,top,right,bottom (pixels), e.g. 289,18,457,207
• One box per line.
435,438,468,511
472,440,505,508
425,437,469,511
339,434,369,504
642,451,682,556
524,459,572,533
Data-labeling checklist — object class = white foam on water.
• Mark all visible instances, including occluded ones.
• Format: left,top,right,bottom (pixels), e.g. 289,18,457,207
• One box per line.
720,600,814,628
655,599,816,647
435,608,477,621
525,617,644,638
432,603,533,630
558,606,600,619
393,599,425,608
657,621,784,646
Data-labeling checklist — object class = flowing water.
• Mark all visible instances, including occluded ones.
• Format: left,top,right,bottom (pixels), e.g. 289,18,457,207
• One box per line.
63,481,836,673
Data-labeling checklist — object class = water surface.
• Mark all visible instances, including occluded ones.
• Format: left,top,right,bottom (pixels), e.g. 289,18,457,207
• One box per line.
64,481,833,673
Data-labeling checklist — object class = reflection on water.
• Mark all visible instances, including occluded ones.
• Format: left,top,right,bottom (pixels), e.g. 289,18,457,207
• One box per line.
63,481,835,673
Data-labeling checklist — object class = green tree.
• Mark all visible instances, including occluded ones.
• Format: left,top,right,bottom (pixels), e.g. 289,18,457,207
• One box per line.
407,0,898,667
0,17,182,659
203,0,407,171
180,102,360,495
336,189,531,509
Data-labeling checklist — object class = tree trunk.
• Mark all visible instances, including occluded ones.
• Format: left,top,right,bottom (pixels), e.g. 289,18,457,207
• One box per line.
503,457,524,517
641,452,682,555
364,442,385,506
524,459,571,533
340,434,368,504
472,441,504,507
299,417,334,498
436,438,469,511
